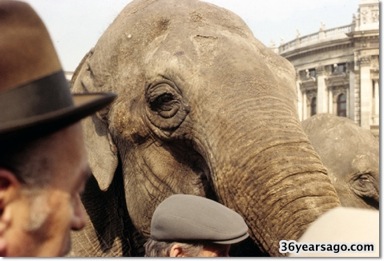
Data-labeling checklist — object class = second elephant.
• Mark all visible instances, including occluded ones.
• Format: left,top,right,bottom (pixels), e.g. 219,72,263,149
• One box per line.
302,113,379,209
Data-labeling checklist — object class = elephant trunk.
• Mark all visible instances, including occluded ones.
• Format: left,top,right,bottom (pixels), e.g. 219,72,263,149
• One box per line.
203,96,340,256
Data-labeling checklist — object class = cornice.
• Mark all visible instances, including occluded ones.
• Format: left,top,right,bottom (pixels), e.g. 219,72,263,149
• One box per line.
282,41,353,60
346,29,379,38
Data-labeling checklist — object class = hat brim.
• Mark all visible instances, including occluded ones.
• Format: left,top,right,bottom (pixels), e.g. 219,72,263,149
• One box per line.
0,92,116,142
212,232,249,245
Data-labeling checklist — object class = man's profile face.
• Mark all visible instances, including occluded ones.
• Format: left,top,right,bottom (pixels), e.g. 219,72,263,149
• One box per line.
5,124,89,256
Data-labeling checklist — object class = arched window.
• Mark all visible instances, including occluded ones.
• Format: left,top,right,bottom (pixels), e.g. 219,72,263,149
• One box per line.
337,93,347,117
310,97,316,116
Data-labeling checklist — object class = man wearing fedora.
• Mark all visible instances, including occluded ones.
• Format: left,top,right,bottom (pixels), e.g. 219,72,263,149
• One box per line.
0,1,115,257
144,194,249,257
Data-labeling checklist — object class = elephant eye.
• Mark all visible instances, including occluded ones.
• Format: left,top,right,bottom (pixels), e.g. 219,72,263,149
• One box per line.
351,172,377,197
353,173,371,188
350,172,379,209
150,93,174,111
358,172,371,181
147,84,179,118
145,81,190,135
358,173,370,182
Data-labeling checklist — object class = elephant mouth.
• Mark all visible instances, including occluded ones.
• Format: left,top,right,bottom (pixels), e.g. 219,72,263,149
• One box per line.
165,138,218,200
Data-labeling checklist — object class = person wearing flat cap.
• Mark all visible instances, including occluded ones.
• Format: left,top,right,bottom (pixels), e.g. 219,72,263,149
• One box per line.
0,1,115,257
145,194,249,257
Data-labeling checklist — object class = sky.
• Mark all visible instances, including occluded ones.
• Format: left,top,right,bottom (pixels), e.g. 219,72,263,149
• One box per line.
24,0,361,72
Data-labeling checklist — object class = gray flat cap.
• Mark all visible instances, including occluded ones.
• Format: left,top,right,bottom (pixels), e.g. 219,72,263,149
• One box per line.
150,194,249,244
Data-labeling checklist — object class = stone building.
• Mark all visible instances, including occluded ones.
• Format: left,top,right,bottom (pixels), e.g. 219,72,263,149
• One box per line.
278,0,380,137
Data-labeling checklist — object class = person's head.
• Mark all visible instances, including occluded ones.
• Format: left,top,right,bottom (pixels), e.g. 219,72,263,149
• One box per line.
144,239,232,257
0,1,115,257
0,124,89,256
145,194,249,257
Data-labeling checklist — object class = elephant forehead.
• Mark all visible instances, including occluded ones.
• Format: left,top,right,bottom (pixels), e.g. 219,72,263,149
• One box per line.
93,0,261,63
87,0,294,96
128,0,251,33
105,0,250,40
352,154,379,171
304,115,378,151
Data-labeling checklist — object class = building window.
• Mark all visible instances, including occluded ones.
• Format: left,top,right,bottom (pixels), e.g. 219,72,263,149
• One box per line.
337,93,347,117
310,97,317,116
332,63,346,74
308,68,316,78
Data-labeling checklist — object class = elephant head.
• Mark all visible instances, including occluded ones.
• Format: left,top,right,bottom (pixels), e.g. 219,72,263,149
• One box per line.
302,113,379,209
70,0,340,256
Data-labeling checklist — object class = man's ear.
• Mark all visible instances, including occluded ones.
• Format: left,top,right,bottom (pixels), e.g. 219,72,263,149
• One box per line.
169,243,185,257
0,168,20,202
0,168,20,216
0,168,20,256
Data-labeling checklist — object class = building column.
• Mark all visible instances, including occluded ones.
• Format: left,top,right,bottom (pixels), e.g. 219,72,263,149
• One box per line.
316,66,327,113
359,57,372,129
302,90,307,120
372,79,379,125
297,81,303,120
348,70,355,121
328,88,333,114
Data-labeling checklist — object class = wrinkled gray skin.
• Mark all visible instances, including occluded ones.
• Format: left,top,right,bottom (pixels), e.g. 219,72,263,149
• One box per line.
69,0,340,257
302,114,379,210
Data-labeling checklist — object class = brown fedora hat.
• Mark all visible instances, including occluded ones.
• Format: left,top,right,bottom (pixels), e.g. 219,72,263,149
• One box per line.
0,1,116,142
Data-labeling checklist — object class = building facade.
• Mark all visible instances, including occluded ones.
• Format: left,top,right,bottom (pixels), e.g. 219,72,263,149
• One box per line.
278,0,380,137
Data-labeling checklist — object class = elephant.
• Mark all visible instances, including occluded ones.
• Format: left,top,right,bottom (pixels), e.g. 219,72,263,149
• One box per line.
302,113,379,210
69,0,341,257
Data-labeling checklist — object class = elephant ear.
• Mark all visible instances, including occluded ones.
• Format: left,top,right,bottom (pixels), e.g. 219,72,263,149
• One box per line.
71,50,118,191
